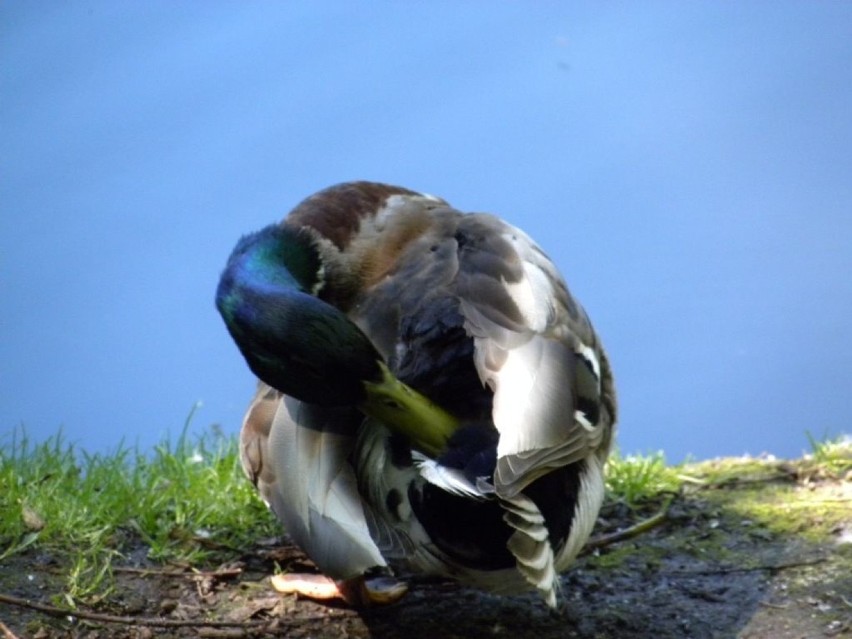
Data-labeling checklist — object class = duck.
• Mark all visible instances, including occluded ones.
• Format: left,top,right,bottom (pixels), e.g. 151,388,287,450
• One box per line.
216,181,616,608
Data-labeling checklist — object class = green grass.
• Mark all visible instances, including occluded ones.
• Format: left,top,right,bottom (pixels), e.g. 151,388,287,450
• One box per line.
605,450,684,506
0,423,277,606
1,426,847,607
805,430,852,477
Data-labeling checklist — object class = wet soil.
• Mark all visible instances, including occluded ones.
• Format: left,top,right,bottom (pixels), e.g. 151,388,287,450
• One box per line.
1,457,850,638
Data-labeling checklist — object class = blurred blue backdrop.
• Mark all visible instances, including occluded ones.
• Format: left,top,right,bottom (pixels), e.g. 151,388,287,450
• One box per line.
2,2,850,462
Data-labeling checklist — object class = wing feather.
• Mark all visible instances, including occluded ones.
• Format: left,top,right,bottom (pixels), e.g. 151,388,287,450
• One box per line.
454,214,612,500
240,383,387,579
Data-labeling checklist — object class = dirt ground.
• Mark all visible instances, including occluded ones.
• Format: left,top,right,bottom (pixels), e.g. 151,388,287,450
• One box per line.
1,458,850,639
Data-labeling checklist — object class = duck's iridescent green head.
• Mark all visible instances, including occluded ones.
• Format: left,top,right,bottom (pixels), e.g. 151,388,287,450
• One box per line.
216,224,382,406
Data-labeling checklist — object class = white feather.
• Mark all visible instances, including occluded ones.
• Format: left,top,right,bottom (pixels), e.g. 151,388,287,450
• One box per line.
267,397,387,578
491,336,575,458
411,451,491,500
555,455,607,570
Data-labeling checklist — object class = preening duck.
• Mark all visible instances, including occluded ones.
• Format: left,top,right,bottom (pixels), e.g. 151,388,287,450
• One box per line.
216,181,616,608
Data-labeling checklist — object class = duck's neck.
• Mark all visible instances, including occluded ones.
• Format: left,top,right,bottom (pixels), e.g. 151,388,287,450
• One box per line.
229,224,321,293
216,225,319,346
215,220,460,449
216,224,382,405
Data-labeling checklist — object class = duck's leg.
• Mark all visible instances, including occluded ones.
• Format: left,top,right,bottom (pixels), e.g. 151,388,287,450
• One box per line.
270,573,408,606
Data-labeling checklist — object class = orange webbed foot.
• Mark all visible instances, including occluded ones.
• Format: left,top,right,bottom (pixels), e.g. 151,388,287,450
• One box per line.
271,573,408,607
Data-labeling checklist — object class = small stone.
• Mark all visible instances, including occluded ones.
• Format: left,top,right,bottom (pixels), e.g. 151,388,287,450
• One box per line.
159,598,179,614
22,505,45,531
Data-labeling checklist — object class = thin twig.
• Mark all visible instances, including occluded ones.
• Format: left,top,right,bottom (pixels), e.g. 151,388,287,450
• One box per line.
582,496,672,554
665,557,828,576
197,628,255,638
701,473,795,489
0,592,284,629
112,565,243,580
0,621,22,639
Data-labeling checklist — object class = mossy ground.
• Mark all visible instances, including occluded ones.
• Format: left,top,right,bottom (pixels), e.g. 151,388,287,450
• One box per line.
1,433,850,638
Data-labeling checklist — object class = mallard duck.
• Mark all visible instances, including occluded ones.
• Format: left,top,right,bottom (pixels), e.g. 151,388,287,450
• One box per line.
216,181,616,608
